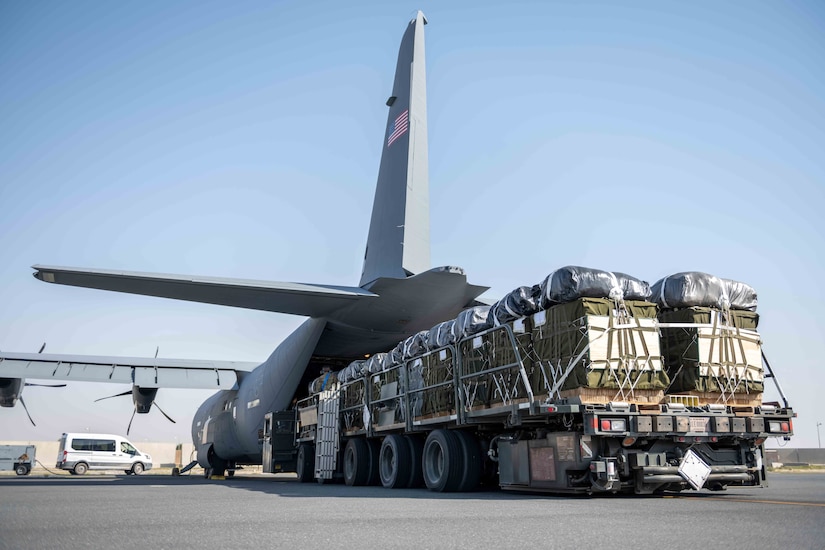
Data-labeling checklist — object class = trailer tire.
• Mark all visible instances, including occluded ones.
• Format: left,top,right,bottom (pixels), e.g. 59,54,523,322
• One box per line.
366,438,381,486
454,430,481,492
405,435,425,488
297,444,315,483
379,435,411,489
343,438,371,486
73,462,88,476
422,430,462,492
15,464,30,476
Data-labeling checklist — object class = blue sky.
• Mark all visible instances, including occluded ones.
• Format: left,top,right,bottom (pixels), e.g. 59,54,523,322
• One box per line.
1,1,823,448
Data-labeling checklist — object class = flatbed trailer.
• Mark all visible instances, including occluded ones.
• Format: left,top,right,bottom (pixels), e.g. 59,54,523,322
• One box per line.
263,286,794,495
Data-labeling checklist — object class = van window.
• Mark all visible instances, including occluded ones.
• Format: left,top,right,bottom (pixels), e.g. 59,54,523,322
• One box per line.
71,438,116,452
121,442,137,455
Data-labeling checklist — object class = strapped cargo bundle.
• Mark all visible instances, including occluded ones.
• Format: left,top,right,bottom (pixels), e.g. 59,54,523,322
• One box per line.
339,360,367,434
367,352,406,430
458,317,536,411
458,266,667,408
653,272,763,405
530,297,668,404
409,347,456,419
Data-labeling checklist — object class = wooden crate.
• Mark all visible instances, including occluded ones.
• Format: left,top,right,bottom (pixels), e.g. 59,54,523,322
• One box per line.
670,392,763,407
551,388,665,405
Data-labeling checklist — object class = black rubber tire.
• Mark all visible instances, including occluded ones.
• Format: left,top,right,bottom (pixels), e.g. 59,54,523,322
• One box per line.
379,435,412,489
365,438,381,486
73,462,88,476
453,430,482,492
343,438,371,486
296,444,315,483
422,430,462,492
207,447,226,477
405,435,425,488
124,470,132,475
131,462,145,475
15,464,29,476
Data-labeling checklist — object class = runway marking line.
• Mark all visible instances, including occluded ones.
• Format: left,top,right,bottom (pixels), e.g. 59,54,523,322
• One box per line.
666,495,825,508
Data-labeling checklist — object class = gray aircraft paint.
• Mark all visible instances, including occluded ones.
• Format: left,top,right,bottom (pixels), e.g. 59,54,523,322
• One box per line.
0,11,489,468
360,11,429,286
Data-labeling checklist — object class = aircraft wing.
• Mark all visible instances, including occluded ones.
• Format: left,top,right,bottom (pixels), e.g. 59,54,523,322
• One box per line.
0,351,259,389
33,265,378,317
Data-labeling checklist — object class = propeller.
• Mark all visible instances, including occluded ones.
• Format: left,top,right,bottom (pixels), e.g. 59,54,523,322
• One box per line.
17,342,64,426
19,396,36,427
94,390,133,402
95,346,176,435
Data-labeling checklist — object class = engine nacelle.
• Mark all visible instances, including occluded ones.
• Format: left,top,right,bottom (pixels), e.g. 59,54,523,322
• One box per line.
132,386,158,413
0,378,23,408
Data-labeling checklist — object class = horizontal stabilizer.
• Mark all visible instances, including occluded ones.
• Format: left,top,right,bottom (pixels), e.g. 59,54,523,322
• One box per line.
0,351,258,389
33,265,377,317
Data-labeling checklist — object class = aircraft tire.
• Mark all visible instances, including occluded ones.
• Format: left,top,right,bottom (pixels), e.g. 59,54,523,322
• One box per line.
343,438,371,486
422,430,462,492
296,444,315,483
379,435,411,489
453,430,481,492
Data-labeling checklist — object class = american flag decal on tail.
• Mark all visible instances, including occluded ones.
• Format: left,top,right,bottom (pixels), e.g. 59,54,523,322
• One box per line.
387,109,409,147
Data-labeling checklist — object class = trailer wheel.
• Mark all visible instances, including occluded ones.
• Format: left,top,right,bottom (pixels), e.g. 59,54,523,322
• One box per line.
422,430,462,492
73,462,88,476
366,439,381,486
405,435,424,488
15,464,30,476
379,435,411,489
343,438,371,486
296,444,315,483
454,430,481,492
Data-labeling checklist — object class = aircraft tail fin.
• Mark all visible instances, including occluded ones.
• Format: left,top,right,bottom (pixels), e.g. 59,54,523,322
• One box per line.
359,11,430,287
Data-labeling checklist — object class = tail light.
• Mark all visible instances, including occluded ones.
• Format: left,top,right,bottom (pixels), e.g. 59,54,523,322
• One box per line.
599,418,627,432
767,420,791,434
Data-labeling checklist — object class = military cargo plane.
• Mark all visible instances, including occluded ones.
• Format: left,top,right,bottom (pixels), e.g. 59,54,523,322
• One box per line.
0,11,489,474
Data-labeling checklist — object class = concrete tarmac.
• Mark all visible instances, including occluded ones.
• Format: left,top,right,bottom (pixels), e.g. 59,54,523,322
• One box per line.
1,472,823,549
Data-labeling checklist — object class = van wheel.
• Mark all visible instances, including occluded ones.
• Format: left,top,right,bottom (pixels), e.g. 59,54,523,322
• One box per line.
131,463,144,475
73,462,88,476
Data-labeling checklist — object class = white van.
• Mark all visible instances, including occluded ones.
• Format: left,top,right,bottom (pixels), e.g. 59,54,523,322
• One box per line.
56,433,153,475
